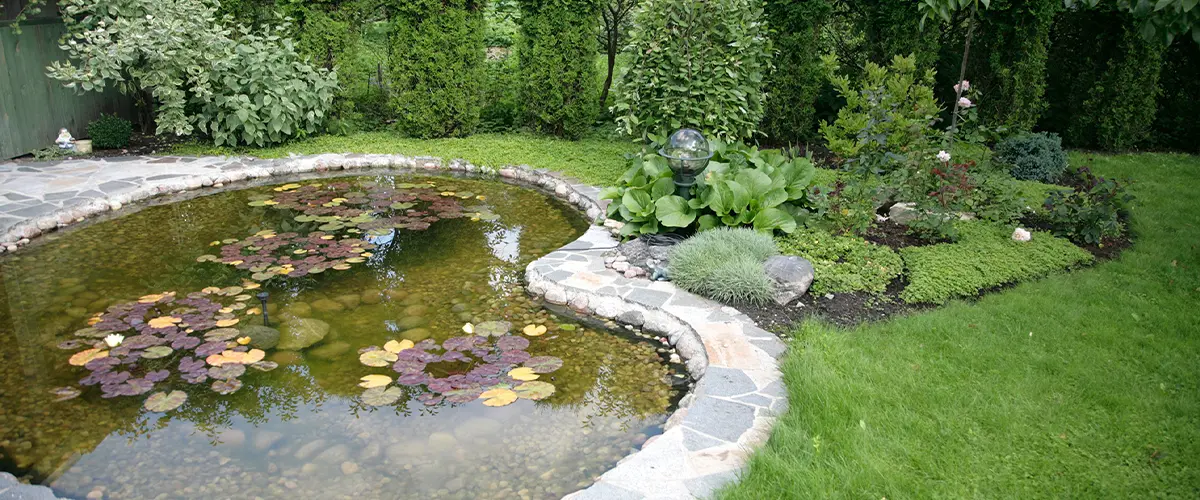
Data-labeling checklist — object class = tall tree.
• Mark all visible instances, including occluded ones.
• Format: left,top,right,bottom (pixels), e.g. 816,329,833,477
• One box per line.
597,0,638,111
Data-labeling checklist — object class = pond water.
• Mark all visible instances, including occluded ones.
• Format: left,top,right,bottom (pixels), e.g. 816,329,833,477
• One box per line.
0,174,685,500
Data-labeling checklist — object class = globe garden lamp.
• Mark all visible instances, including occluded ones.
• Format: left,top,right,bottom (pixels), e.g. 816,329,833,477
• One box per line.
658,128,712,199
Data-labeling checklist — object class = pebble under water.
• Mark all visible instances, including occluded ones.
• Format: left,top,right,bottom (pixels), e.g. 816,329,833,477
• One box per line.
0,174,685,500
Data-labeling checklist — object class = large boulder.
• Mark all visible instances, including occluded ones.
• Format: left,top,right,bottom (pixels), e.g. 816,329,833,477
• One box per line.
277,318,330,350
764,255,815,305
238,324,280,350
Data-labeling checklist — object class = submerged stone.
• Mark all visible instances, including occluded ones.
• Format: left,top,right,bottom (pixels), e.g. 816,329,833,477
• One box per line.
401,328,431,341
278,318,330,350
308,341,351,360
311,298,345,313
238,324,280,349
334,294,361,309
397,316,428,330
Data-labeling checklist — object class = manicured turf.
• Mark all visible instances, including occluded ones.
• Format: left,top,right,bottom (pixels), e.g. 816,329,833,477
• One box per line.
172,132,638,186
720,153,1200,498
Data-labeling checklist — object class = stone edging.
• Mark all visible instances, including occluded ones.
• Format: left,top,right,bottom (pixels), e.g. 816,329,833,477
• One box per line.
0,153,787,499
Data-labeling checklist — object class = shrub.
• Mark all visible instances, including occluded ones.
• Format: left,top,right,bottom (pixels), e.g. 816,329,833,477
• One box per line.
1042,8,1164,150
995,132,1068,182
87,114,133,149
517,0,601,139
899,222,1093,304
1039,165,1133,245
599,140,816,236
806,179,877,236
388,0,485,138
480,56,522,132
777,228,902,294
820,54,941,176
761,0,834,143
669,228,779,305
197,26,338,147
966,0,1059,133
47,0,337,147
613,0,772,142
848,0,940,69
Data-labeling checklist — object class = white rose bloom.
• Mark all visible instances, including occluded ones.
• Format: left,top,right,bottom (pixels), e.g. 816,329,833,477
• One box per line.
1012,228,1032,242
937,150,951,163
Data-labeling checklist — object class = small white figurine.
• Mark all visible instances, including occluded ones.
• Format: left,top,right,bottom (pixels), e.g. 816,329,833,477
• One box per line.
56,128,75,149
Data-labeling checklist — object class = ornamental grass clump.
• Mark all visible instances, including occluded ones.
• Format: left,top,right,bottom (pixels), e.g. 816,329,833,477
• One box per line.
668,228,779,305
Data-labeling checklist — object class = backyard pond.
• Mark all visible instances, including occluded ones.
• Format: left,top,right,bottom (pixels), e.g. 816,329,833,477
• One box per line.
0,174,686,499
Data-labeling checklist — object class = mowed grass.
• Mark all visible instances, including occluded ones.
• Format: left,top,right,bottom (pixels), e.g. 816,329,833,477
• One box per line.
172,131,638,186
722,153,1200,499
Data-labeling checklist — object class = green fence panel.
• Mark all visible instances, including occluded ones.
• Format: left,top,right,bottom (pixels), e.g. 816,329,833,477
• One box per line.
0,19,131,159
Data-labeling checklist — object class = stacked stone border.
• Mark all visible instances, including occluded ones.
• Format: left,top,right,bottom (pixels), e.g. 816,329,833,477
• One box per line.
0,154,787,499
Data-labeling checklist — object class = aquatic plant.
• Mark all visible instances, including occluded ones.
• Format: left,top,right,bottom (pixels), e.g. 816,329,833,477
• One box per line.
56,287,278,407
358,322,564,408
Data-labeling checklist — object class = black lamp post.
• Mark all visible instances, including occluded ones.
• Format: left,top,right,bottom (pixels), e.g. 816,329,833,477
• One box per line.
257,292,270,326
658,128,713,199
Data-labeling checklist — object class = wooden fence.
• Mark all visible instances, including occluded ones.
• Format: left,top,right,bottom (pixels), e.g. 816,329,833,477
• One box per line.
0,18,131,159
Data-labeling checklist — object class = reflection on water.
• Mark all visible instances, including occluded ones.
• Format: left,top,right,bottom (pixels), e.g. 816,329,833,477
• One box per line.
0,174,683,499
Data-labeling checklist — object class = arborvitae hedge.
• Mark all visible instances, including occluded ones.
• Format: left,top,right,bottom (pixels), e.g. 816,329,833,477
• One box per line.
967,0,1059,132
1043,8,1165,150
851,0,941,69
1151,40,1200,153
761,0,834,143
388,0,485,138
517,0,602,139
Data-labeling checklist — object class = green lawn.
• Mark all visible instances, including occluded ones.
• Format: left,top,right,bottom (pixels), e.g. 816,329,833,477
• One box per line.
172,132,638,186
721,153,1200,498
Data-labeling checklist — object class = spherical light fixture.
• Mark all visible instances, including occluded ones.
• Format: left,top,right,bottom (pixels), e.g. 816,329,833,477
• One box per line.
658,128,713,198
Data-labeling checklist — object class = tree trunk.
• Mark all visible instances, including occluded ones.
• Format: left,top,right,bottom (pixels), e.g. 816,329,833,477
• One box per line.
600,42,617,111
947,2,978,151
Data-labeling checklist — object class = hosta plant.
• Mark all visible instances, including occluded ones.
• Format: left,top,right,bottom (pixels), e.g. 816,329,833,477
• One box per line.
599,140,816,236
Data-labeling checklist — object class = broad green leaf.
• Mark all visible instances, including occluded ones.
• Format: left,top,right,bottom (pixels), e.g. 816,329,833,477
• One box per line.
651,177,676,199
752,207,797,234
654,196,697,227
623,189,654,216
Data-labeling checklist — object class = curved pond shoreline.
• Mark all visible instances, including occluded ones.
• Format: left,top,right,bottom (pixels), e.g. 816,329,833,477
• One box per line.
0,154,786,500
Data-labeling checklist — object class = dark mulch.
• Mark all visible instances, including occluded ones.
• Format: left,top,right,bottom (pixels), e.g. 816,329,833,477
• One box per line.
863,219,947,249
735,278,925,334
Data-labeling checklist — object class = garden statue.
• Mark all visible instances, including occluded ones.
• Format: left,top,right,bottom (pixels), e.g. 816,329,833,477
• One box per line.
55,128,75,149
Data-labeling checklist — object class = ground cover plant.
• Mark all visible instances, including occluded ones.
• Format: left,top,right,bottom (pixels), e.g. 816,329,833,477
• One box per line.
720,153,1200,498
777,228,901,295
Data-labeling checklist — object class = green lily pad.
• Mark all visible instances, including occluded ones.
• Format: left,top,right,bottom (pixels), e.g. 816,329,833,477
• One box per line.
523,356,563,374
513,381,556,400
142,346,175,359
144,390,188,412
361,386,403,406
211,379,243,395
474,321,512,337
203,328,241,342
389,202,415,210
250,361,278,372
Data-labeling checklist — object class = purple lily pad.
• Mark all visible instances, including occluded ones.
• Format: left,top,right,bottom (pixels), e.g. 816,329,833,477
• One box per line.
208,364,246,380
441,336,479,351
211,378,242,394
499,350,531,364
396,373,428,386
145,370,171,383
392,359,426,375
524,356,564,374
443,388,484,403
172,336,202,350
496,336,530,351
195,341,228,357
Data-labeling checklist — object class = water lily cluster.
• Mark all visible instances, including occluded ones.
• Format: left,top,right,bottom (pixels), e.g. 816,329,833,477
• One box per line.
56,287,278,410
357,321,563,408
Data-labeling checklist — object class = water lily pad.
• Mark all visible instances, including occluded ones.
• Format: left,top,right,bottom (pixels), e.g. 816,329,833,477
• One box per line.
513,381,556,401
360,350,399,367
144,390,188,412
211,379,243,395
57,339,87,350
203,328,241,341
145,370,171,382
383,339,414,354
50,387,81,402
507,367,539,381
522,324,547,336
215,318,240,328
361,386,403,406
142,346,174,359
69,348,108,366
523,356,563,374
496,336,530,351
358,374,392,388
443,387,483,403
474,321,511,337
206,349,265,366
479,388,517,407
209,363,246,380
250,361,278,372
